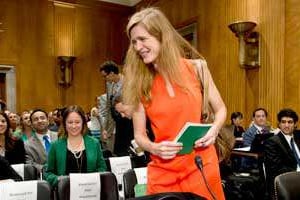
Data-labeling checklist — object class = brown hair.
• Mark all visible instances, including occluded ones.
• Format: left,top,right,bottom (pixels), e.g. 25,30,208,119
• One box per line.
59,105,87,138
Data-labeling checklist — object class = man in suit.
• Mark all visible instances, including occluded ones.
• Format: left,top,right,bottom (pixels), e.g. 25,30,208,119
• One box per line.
243,108,269,147
264,108,300,196
99,61,123,153
25,109,58,173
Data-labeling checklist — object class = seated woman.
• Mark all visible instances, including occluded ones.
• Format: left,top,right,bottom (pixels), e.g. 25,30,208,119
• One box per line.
13,110,34,141
44,105,107,187
230,111,245,138
0,112,26,164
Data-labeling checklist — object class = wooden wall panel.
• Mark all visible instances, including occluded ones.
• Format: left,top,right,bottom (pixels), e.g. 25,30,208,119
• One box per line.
0,0,132,112
285,0,300,116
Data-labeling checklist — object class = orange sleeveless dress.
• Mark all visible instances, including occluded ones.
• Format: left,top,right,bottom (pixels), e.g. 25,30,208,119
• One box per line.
143,59,225,200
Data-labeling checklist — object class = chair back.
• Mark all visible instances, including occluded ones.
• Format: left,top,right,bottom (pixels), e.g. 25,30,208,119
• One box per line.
24,164,38,180
123,169,137,199
57,172,119,200
11,163,38,180
274,171,300,200
37,180,52,200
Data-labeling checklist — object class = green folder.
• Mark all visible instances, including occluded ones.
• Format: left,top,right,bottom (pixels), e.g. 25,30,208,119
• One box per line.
174,122,212,155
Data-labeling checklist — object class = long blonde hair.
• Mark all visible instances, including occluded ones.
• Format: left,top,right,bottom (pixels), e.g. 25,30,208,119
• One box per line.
123,7,204,108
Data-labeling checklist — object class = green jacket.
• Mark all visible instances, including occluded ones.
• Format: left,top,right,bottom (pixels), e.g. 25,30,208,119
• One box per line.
44,135,107,187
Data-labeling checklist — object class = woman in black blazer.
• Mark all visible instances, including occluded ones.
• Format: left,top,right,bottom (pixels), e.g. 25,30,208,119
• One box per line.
0,112,26,164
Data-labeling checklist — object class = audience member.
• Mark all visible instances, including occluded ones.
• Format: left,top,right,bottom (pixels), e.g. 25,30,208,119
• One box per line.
14,110,34,141
8,112,20,132
230,112,245,137
25,109,58,173
243,108,269,147
44,105,107,187
264,108,300,197
48,108,61,132
122,7,226,199
0,112,26,164
87,106,101,141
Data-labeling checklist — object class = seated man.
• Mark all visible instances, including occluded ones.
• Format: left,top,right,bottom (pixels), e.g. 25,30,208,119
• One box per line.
243,108,269,147
25,109,58,173
264,108,300,197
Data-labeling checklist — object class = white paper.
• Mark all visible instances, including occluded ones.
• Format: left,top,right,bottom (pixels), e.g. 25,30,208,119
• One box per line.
11,164,25,180
109,156,132,185
70,173,101,200
134,167,147,184
233,146,251,152
0,180,37,200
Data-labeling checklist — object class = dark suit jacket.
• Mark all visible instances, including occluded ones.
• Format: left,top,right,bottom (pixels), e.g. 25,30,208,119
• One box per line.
0,155,22,181
5,138,26,164
264,131,300,194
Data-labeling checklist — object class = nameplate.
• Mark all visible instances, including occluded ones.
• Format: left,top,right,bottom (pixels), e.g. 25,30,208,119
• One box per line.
70,173,101,200
0,180,37,200
109,156,132,185
134,167,147,184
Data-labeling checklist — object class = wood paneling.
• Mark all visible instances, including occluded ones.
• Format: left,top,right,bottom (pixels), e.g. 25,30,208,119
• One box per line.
285,0,300,116
0,0,132,112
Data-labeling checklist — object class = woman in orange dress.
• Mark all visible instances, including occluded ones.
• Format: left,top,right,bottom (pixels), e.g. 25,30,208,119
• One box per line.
122,7,227,200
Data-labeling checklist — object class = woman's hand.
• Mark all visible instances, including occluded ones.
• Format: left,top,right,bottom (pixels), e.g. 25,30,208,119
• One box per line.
151,141,183,160
194,125,219,148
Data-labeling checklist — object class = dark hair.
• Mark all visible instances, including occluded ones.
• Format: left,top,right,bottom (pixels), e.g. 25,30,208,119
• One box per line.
252,107,268,118
277,108,298,123
59,105,87,138
0,112,15,151
30,109,48,123
99,61,119,74
230,112,243,124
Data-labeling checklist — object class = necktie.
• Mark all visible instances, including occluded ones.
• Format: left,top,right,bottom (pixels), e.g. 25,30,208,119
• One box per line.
43,135,51,154
290,138,300,166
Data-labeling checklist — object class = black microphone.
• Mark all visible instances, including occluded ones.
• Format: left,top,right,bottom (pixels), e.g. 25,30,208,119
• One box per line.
194,155,217,200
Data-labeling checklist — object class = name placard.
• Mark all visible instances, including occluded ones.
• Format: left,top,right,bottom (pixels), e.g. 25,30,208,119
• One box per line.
109,156,132,185
0,180,37,200
70,173,101,200
134,167,147,184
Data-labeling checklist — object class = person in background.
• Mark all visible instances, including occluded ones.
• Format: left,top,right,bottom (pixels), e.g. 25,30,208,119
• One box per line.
48,108,61,132
8,112,20,132
264,108,300,198
87,106,101,141
243,108,269,147
14,110,34,141
0,112,25,164
44,105,107,187
25,109,58,173
112,96,134,156
122,7,226,199
99,61,123,153
230,112,245,137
